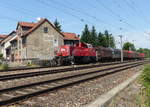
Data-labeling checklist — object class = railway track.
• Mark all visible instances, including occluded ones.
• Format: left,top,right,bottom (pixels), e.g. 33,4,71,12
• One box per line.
0,60,145,81
0,60,139,73
0,61,148,106
0,61,131,77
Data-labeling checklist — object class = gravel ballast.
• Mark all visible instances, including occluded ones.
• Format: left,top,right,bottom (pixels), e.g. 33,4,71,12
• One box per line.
9,65,144,107
0,62,131,90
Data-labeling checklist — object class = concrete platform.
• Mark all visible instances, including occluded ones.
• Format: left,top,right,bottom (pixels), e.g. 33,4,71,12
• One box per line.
86,70,143,107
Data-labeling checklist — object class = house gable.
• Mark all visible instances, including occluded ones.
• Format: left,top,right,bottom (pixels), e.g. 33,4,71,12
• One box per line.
21,19,64,60
22,19,64,39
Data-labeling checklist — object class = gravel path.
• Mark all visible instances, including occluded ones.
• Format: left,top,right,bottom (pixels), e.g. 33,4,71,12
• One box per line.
7,65,143,107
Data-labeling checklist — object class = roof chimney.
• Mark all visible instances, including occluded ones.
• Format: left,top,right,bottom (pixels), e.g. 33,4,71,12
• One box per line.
36,17,44,22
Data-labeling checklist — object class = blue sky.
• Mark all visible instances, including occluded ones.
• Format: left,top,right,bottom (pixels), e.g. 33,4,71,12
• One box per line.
0,0,150,49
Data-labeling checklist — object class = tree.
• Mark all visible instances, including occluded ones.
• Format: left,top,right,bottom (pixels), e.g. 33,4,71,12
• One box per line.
123,42,136,51
103,30,115,48
80,24,91,43
80,25,116,48
109,35,115,48
137,48,150,58
54,19,62,32
90,26,97,46
97,32,107,47
137,48,143,53
104,30,110,47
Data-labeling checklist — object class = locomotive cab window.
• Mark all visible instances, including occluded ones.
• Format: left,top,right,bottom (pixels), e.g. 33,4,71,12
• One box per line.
44,27,48,33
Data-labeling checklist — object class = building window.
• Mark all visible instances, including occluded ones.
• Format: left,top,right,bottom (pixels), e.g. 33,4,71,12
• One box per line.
22,37,26,47
44,27,48,33
54,38,58,46
54,39,57,43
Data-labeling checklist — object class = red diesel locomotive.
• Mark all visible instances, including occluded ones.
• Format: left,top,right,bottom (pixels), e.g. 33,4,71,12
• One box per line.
56,42,96,65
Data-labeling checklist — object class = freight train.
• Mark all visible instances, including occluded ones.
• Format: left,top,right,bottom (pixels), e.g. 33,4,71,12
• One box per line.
56,42,145,65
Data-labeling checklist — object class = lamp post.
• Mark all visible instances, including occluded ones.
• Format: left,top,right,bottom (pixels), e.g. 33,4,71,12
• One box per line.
119,35,123,62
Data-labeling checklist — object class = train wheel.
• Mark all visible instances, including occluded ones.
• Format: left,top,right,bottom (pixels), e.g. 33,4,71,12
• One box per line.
57,57,63,66
70,56,75,65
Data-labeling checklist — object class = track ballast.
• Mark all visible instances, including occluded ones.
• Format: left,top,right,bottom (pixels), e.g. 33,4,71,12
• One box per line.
0,60,148,106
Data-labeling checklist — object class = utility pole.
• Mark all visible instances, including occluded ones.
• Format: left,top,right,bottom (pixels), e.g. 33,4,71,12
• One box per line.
119,35,123,62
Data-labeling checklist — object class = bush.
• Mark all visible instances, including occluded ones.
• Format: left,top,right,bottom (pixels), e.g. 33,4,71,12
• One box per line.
32,60,57,67
27,61,37,67
0,54,3,59
141,65,150,87
140,64,150,106
0,64,9,70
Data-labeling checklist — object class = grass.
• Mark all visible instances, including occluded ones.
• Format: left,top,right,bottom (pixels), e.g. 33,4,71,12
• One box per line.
0,63,9,70
27,62,38,67
138,64,150,107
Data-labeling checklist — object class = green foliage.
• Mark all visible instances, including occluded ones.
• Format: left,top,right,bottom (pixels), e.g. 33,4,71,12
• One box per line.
0,54,3,59
54,19,62,32
90,26,97,46
27,62,37,67
0,64,9,70
103,30,115,48
123,42,136,51
97,32,106,47
140,65,150,106
141,65,150,85
80,24,91,44
80,25,116,48
137,48,150,58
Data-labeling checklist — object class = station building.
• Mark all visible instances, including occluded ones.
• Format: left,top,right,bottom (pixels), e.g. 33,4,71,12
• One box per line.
10,18,64,61
62,32,79,45
0,18,80,63
0,31,16,60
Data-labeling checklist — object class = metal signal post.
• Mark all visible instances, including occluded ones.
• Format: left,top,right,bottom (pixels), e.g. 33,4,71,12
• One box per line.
119,35,123,62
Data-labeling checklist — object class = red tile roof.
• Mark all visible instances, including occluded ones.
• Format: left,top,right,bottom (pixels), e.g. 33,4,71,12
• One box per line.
1,35,14,44
62,32,79,40
0,35,8,39
18,22,37,28
22,19,64,38
0,35,7,42
1,31,16,43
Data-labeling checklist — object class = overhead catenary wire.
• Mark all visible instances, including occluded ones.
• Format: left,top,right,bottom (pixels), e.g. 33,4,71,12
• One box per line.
113,0,132,18
0,15,19,22
0,0,109,34
35,0,95,25
122,0,150,36
0,0,131,35
47,0,106,24
95,0,136,30
0,0,58,20
35,0,119,34
123,0,150,27
95,0,150,36
44,0,127,33
131,0,150,24
0,2,35,19
0,0,149,41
